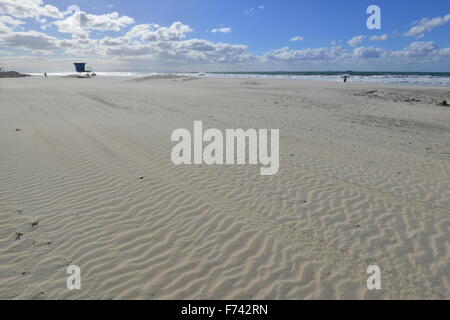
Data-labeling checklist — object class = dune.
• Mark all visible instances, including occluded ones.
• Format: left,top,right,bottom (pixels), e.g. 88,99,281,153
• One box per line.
0,69,30,78
0,76,449,299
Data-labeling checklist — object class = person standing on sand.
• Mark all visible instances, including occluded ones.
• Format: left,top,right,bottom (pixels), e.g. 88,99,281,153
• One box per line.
343,75,348,83
44,73,47,78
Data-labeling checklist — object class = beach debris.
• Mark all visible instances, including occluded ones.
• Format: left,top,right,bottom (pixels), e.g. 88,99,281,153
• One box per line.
64,74,95,79
31,218,39,228
15,231,23,240
139,176,144,180
15,128,22,132
134,74,195,82
242,80,264,86
404,98,421,103
439,100,448,106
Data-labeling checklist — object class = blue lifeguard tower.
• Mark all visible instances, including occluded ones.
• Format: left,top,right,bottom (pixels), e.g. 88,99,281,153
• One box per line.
73,62,95,78
74,62,87,73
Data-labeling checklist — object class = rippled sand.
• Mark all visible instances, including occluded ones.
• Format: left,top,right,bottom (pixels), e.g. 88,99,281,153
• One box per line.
0,76,449,299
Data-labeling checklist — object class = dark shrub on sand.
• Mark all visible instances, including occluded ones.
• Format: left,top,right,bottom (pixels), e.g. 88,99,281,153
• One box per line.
0,68,30,78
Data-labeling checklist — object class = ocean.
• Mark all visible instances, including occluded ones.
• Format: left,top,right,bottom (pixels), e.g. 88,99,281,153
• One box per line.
29,71,450,87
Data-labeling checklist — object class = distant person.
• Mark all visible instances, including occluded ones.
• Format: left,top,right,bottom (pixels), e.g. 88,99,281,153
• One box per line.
343,75,348,83
44,72,48,78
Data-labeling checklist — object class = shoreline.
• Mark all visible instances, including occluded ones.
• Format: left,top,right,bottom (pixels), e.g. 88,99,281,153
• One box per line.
20,72,450,88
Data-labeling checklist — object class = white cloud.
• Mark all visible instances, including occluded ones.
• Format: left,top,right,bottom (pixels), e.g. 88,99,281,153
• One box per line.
0,15,25,26
0,0,63,19
100,36,128,46
140,22,192,41
405,13,450,37
92,22,249,65
245,5,265,15
102,36,252,65
348,35,366,47
211,27,231,34
113,22,192,43
0,16,252,66
53,11,134,38
352,41,450,61
0,22,11,34
353,46,387,58
370,34,388,41
0,15,24,34
125,23,159,38
264,46,346,61
289,36,304,42
263,41,450,65
0,30,58,51
438,47,450,57
65,5,80,16
393,41,438,58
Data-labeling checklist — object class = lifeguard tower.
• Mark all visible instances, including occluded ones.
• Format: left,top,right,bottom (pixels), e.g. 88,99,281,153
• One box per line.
73,63,95,77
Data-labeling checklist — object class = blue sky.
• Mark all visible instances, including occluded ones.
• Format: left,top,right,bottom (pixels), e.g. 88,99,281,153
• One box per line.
1,0,450,72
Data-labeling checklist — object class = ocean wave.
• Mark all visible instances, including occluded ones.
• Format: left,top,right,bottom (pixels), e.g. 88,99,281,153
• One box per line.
28,71,450,87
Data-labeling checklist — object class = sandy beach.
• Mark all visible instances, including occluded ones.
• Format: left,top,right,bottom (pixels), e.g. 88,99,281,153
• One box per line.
0,75,449,299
